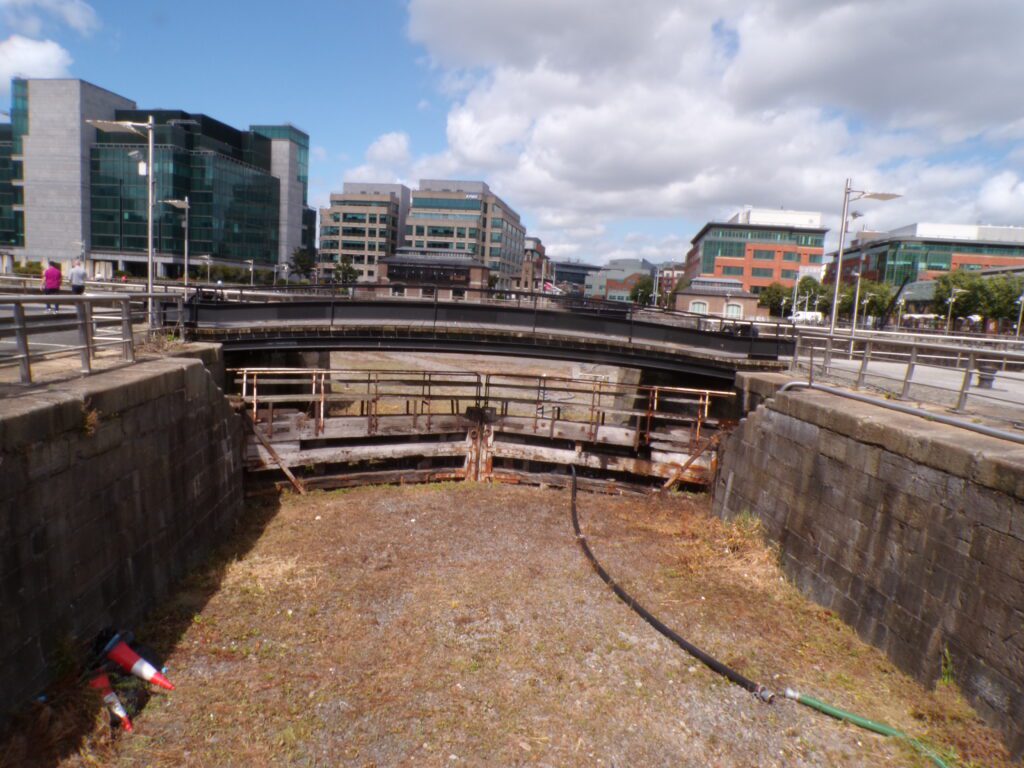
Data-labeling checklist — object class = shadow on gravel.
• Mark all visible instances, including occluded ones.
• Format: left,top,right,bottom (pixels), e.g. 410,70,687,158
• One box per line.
0,490,285,768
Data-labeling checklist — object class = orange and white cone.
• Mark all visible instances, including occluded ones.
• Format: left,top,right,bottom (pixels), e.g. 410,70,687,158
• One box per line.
105,640,175,691
89,672,133,732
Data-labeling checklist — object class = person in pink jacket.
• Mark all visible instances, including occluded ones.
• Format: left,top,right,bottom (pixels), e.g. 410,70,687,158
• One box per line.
41,261,62,313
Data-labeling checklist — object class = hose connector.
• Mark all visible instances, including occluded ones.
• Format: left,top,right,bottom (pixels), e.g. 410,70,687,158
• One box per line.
784,688,800,701
755,685,775,704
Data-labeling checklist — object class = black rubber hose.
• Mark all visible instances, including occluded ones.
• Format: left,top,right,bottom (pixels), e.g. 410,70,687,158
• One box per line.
569,466,774,703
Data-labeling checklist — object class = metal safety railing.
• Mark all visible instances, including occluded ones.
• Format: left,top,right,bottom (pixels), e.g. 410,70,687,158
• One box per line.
0,294,182,385
234,368,734,450
790,329,1024,413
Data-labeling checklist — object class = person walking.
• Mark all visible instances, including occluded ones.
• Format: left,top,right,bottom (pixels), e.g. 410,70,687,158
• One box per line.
41,261,62,313
69,259,87,296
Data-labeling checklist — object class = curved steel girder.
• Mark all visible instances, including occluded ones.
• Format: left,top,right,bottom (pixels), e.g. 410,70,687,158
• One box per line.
204,327,757,381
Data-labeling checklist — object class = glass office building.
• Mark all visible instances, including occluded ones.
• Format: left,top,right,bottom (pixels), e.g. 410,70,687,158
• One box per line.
91,111,280,265
3,78,311,274
0,80,27,249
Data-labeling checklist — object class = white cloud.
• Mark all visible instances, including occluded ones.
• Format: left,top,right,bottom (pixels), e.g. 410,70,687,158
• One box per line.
396,1,1024,263
0,34,72,97
1,0,99,36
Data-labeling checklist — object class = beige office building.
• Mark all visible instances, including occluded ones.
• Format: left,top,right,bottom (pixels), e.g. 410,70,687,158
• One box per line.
319,182,410,281
405,180,525,290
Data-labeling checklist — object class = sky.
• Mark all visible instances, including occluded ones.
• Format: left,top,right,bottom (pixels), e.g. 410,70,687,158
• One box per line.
2,0,1024,265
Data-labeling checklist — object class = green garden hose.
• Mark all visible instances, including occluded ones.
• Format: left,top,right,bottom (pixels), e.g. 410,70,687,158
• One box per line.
785,689,951,768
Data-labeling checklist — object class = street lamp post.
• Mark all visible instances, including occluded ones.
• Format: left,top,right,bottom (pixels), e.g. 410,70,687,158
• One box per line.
87,115,156,325
1016,294,1024,338
160,196,190,290
245,259,254,286
849,271,863,337
946,288,967,332
896,298,906,328
860,292,877,330
828,179,901,334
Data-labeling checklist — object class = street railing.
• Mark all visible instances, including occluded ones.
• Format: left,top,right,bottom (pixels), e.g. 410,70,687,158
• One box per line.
791,328,1024,412
0,293,182,385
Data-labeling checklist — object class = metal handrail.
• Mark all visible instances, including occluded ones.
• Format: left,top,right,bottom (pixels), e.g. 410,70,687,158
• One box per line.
791,328,1024,412
0,293,182,385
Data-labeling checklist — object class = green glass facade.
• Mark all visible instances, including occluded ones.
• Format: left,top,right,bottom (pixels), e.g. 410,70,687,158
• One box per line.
90,111,280,264
1,79,28,248
839,238,1024,285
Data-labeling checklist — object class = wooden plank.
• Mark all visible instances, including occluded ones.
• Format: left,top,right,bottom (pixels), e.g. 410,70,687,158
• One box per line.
276,467,467,491
262,439,470,469
244,414,306,495
489,440,708,484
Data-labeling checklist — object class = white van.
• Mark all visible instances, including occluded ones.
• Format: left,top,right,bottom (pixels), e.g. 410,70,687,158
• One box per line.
790,311,824,325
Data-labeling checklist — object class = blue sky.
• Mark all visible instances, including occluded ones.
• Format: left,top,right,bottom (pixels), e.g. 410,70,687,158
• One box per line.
3,0,1024,264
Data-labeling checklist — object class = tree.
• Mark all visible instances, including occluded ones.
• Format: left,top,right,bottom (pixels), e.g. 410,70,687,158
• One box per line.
289,247,316,279
630,275,654,305
757,282,790,317
336,258,359,284
980,275,1024,320
933,270,985,320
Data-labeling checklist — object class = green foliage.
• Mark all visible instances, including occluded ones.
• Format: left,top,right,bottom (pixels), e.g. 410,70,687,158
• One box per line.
14,261,43,276
630,275,654,305
794,276,832,315
336,258,359,284
933,269,1024,320
941,645,955,685
757,282,790,316
289,247,317,278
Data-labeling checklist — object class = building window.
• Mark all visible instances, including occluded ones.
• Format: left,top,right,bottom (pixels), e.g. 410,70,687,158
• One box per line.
690,300,708,315
781,270,798,280
783,251,800,262
809,255,823,264
722,266,744,276
391,285,405,296
753,249,775,260
752,268,774,278
725,303,743,319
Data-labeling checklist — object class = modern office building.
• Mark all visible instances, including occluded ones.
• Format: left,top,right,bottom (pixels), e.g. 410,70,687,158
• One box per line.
252,124,317,260
405,180,525,289
683,208,827,294
552,260,600,295
2,77,313,276
517,236,553,292
319,182,410,281
826,223,1024,286
0,122,18,272
584,258,657,301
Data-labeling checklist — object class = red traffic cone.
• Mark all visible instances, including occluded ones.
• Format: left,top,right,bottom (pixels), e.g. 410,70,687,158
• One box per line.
89,672,133,732
105,639,175,691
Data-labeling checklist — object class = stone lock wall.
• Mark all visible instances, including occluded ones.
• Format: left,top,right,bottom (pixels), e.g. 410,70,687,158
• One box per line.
0,347,244,715
713,380,1024,758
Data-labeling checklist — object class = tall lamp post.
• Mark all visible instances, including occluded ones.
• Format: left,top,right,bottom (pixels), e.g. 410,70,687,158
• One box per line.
160,196,190,290
859,292,877,330
946,288,967,332
1016,294,1024,338
828,179,901,333
896,298,906,328
87,115,156,325
848,271,863,336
